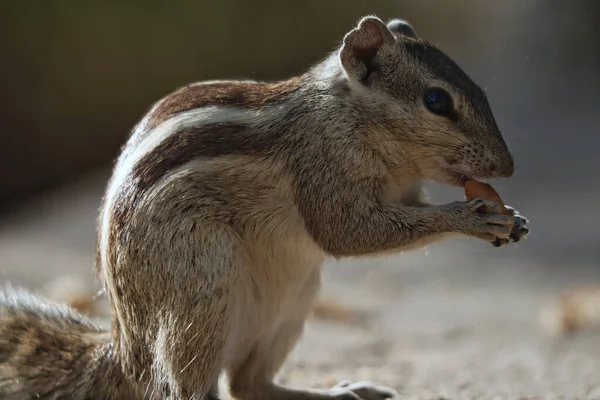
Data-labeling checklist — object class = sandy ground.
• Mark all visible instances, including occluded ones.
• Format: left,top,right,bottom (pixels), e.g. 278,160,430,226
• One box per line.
1,172,599,400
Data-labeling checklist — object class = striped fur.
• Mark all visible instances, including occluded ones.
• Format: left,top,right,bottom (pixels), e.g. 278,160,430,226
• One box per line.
99,105,264,274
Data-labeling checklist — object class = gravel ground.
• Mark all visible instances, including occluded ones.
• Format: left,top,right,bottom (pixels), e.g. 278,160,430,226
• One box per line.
1,173,599,400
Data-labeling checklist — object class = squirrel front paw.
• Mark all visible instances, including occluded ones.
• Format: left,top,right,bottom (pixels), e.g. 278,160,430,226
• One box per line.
446,198,527,246
492,207,529,247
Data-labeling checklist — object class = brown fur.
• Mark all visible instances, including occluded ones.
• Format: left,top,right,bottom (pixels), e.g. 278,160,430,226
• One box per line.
145,78,303,132
0,16,528,400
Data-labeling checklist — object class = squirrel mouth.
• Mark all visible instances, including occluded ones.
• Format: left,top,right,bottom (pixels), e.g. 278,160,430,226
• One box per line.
435,162,496,187
452,173,471,187
440,169,494,188
438,166,472,187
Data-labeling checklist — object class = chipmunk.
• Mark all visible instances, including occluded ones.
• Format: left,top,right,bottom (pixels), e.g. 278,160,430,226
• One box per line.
0,15,528,400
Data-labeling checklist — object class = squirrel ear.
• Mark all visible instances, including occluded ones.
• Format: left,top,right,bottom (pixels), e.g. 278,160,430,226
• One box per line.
387,19,418,38
339,16,395,83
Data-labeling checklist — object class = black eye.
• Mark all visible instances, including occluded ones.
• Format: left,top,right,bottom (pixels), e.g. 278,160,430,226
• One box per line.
423,88,453,116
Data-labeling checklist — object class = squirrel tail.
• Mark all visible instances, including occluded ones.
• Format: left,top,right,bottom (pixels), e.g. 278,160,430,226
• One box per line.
0,286,137,400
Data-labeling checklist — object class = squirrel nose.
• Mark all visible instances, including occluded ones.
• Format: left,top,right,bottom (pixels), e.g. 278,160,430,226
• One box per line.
493,153,514,178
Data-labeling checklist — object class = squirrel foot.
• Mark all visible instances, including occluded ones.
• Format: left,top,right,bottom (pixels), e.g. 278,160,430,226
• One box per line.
328,380,398,400
238,381,398,400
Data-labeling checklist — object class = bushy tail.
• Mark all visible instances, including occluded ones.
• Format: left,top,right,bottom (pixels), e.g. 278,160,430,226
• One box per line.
0,286,138,400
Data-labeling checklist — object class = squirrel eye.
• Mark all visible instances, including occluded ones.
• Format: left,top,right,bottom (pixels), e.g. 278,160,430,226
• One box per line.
423,88,453,116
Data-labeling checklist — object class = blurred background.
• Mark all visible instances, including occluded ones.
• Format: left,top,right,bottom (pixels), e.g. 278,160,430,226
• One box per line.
1,1,599,398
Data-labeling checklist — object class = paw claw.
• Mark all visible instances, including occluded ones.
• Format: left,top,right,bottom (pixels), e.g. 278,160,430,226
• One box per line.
467,198,485,211
509,214,529,242
492,237,509,247
489,214,529,246
467,198,498,212
510,226,529,242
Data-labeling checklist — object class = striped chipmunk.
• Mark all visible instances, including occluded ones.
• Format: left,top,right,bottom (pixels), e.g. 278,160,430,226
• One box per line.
0,16,529,400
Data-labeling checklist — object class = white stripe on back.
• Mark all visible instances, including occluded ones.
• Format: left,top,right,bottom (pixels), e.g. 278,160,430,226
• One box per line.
98,105,258,277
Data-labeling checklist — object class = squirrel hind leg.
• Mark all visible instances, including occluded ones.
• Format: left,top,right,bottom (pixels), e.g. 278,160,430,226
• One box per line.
227,267,324,400
227,267,398,400
228,303,313,400
207,380,222,400
150,308,230,400
115,222,240,399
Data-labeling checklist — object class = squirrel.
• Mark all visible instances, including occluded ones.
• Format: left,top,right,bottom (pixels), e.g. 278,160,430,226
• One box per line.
0,15,528,400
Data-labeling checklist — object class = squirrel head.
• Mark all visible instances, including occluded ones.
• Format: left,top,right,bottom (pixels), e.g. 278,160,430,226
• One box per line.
338,16,514,186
